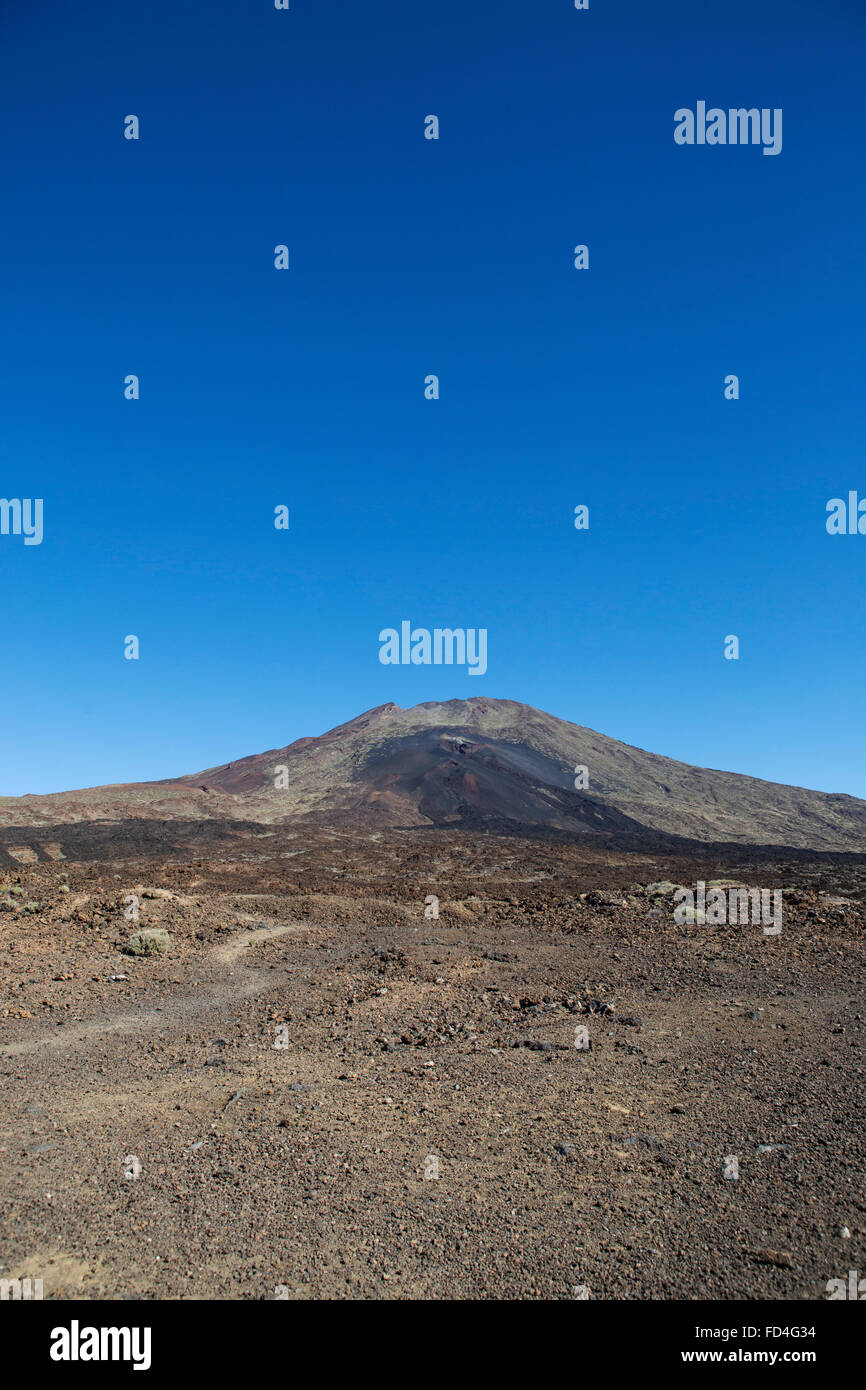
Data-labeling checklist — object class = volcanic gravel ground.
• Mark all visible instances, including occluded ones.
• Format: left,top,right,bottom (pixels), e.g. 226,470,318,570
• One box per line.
1,829,864,1300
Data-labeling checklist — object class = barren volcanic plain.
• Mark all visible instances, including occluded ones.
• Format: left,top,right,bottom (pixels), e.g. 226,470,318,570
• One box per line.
1,699,864,1300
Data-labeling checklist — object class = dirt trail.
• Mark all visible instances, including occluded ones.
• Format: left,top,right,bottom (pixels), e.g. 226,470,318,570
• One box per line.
210,920,299,965
0,920,300,1058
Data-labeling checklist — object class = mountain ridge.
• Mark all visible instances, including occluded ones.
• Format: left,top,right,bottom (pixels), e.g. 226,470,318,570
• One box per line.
1,697,864,852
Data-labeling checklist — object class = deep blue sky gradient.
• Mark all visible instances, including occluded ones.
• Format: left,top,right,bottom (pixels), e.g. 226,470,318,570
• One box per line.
1,0,864,798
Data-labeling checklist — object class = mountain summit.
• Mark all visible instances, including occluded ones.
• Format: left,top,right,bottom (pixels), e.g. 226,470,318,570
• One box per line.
1,698,864,852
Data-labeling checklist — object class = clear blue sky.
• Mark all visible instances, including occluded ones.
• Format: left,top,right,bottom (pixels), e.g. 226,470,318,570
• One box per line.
1,0,864,799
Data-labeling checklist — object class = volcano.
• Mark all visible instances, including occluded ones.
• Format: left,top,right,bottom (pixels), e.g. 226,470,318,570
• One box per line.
1,698,864,853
